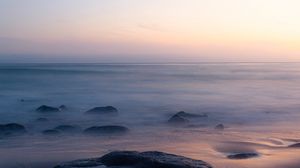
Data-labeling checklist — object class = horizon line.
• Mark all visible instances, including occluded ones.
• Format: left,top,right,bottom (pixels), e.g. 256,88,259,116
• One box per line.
1,61,300,64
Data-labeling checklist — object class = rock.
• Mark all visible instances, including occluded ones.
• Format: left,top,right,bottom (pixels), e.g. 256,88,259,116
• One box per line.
83,125,129,135
85,106,118,115
59,105,67,111
54,125,80,133
54,158,103,168
55,151,212,168
168,114,189,124
42,129,61,136
288,143,300,148
227,153,259,159
176,111,208,118
36,105,60,113
168,111,207,125
0,123,27,136
215,124,224,130
36,117,49,122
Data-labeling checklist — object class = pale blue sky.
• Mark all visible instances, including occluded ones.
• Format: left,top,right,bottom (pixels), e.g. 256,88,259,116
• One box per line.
1,0,300,62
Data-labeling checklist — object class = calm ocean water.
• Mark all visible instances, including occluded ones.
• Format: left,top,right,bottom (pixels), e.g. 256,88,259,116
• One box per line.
1,63,300,168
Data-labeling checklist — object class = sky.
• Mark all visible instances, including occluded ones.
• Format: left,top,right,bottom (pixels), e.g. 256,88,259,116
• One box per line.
0,0,300,63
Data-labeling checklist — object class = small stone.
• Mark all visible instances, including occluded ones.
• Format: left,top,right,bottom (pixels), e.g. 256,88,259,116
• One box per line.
215,124,225,130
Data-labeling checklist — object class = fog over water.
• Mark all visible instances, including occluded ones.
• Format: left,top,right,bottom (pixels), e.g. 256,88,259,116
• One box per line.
1,63,300,168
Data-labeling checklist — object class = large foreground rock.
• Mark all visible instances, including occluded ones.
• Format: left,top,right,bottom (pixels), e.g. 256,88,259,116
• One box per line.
85,106,118,115
0,123,27,137
55,151,212,168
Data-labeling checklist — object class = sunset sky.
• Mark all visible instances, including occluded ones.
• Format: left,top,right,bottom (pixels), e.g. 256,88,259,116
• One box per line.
0,0,300,62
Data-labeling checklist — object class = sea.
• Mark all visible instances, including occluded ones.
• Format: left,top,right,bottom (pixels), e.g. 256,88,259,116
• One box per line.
1,63,300,168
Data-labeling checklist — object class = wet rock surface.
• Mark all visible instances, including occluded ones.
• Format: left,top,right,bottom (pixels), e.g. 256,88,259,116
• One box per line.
85,106,118,115
83,125,129,135
55,151,212,168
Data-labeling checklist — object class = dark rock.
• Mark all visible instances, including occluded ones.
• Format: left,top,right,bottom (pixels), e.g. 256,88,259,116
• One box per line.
85,106,118,115
59,105,67,111
54,125,80,133
176,111,208,118
55,151,212,168
168,114,189,124
36,105,60,113
288,143,300,148
83,125,129,135
36,117,49,122
215,124,224,130
54,158,102,168
227,153,259,159
0,123,27,136
42,129,61,136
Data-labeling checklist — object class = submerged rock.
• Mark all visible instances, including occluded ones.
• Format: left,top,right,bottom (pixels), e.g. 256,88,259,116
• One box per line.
83,125,129,135
36,105,60,113
227,153,259,159
0,123,27,136
176,111,208,118
55,151,212,168
59,105,67,111
42,129,61,136
85,106,118,115
168,111,207,125
54,125,80,133
36,117,49,122
168,114,189,124
215,124,224,130
288,143,300,148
